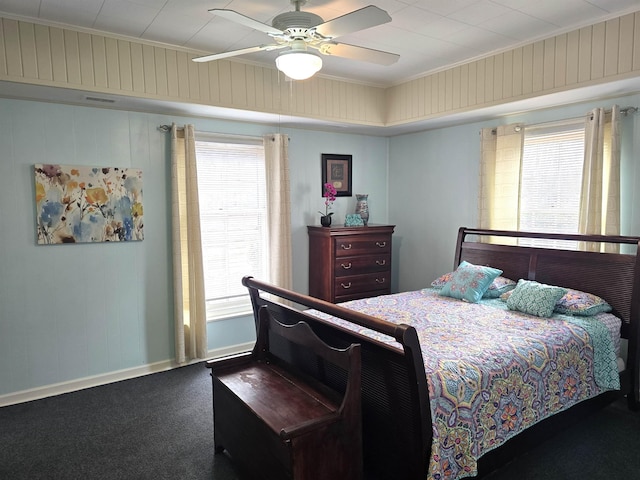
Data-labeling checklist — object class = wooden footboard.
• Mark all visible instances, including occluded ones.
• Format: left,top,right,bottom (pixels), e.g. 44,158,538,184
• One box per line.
242,276,432,480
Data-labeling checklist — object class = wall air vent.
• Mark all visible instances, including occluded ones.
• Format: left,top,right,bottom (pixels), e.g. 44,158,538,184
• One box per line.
85,96,116,103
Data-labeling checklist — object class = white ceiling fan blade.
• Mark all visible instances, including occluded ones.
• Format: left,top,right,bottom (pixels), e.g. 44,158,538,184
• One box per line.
192,44,286,63
313,6,391,39
209,9,283,36
318,43,399,66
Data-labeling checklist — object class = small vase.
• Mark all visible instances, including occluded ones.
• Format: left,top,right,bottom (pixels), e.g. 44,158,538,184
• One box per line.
355,194,369,226
320,215,332,227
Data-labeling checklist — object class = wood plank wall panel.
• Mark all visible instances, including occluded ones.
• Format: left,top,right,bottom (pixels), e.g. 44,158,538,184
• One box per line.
154,46,168,96
0,19,6,76
78,33,94,87
566,30,580,85
591,22,606,80
386,12,640,125
2,13,638,129
34,24,53,81
619,14,634,73
634,12,640,70
92,36,108,88
4,19,21,77
18,22,37,79
50,27,67,83
0,17,386,126
64,30,81,85
130,43,144,93
105,38,120,90
117,40,133,92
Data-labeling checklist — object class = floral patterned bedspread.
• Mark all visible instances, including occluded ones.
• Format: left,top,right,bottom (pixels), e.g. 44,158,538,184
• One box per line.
307,288,621,480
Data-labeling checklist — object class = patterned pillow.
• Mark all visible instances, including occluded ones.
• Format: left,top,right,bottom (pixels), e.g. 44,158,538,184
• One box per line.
500,289,514,301
554,289,612,316
506,279,567,318
483,276,517,298
438,261,502,303
432,272,515,298
430,272,454,289
502,285,612,317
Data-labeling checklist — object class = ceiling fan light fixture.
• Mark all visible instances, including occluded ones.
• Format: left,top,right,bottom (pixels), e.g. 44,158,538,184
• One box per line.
275,51,322,80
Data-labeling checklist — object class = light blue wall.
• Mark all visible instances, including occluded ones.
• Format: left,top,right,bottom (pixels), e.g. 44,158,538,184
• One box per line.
0,97,389,397
3,90,638,398
388,92,640,294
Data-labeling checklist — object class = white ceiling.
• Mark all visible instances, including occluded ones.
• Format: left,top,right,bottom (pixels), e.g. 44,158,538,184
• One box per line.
0,0,639,134
1,0,639,86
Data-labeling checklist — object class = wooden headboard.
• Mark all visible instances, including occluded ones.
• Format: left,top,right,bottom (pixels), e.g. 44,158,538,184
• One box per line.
454,227,640,334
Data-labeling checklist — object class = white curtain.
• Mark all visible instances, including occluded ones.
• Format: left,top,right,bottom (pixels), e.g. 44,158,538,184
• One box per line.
263,134,293,291
478,124,524,242
579,106,621,252
171,124,207,364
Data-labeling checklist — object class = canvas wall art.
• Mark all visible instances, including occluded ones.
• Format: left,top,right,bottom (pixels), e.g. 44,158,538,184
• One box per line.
35,164,144,244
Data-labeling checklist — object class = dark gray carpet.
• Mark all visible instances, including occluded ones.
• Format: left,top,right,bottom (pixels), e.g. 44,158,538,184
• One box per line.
1,363,639,479
0,363,237,480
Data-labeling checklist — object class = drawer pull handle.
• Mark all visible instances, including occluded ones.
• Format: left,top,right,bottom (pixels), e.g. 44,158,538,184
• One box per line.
376,241,386,248
341,244,353,250
375,278,386,284
341,262,352,270
340,282,352,289
375,259,386,266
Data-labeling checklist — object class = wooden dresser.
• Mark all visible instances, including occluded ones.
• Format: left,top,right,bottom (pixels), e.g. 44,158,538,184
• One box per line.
308,224,395,303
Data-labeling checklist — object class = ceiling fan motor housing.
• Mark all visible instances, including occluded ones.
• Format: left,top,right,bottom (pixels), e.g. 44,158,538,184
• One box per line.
272,11,323,32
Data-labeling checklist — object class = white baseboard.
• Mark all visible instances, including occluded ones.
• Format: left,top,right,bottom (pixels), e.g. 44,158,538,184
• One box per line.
0,341,254,408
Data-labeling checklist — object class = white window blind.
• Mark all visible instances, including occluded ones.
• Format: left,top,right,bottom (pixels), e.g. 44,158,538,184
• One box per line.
195,135,268,321
519,121,585,249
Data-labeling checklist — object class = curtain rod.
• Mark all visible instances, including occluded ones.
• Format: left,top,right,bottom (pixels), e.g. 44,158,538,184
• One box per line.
157,124,289,142
488,105,638,134
157,124,261,142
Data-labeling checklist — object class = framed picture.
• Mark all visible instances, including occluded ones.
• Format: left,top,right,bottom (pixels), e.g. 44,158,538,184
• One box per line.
34,164,144,244
321,153,352,197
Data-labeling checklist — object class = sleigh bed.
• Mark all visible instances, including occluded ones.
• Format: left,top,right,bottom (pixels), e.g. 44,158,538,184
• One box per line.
241,227,640,480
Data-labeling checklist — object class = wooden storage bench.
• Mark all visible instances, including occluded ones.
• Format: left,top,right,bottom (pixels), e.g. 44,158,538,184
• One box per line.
206,305,362,480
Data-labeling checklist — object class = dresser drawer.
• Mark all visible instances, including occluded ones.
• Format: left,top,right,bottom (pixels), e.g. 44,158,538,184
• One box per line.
334,254,390,277
334,235,391,257
334,273,390,297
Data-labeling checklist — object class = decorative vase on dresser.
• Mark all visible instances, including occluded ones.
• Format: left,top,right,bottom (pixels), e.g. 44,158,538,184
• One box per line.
354,194,369,225
308,224,395,303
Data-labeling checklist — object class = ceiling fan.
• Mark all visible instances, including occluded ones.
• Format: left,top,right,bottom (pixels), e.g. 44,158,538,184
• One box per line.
192,0,399,80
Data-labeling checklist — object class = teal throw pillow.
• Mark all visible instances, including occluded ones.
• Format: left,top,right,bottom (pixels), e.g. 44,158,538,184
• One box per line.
506,279,567,318
432,272,515,299
439,261,502,303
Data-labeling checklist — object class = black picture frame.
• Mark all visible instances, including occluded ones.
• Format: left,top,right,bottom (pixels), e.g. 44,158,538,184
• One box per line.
321,153,352,197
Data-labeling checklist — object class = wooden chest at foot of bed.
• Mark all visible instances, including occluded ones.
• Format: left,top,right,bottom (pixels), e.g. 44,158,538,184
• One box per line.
207,306,363,480
308,224,395,303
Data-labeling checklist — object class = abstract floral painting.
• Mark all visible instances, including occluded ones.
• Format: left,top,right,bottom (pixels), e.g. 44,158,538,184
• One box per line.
35,164,144,244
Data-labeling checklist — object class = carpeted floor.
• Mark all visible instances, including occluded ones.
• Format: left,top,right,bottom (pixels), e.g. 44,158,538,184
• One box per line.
1,362,639,479
0,363,237,480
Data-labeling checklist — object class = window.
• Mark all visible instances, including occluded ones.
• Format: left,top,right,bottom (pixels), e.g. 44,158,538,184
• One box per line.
519,121,585,248
195,134,268,321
